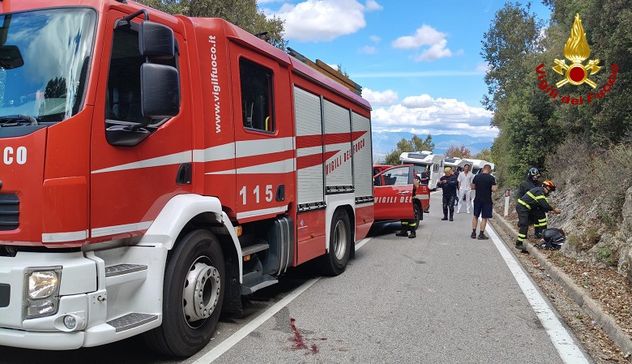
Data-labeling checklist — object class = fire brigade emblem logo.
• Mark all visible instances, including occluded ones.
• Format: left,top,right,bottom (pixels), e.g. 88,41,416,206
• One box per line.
552,14,601,88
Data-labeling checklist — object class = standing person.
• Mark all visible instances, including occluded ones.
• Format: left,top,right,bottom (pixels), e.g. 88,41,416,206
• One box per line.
396,174,422,238
516,180,560,253
437,167,458,221
457,163,474,214
470,164,496,240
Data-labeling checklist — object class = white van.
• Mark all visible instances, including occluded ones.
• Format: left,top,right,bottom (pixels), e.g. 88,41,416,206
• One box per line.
400,151,445,190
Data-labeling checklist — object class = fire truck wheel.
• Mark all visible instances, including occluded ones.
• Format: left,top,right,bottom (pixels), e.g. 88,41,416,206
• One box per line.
322,209,352,276
144,229,225,358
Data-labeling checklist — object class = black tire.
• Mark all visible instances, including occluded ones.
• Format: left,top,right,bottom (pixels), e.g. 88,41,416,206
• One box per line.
144,229,225,358
321,209,352,276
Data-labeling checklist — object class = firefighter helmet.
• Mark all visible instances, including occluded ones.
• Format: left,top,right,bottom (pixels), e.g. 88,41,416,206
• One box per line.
528,167,540,177
542,180,556,191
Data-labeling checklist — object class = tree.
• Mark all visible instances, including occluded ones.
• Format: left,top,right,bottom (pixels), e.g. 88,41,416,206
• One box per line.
445,145,472,158
137,0,285,48
473,148,492,161
481,2,561,186
383,135,434,165
481,2,542,112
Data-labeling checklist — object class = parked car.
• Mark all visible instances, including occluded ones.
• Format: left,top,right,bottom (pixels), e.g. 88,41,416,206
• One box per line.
373,164,431,228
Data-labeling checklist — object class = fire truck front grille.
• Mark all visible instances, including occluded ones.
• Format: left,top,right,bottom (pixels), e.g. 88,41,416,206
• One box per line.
0,193,19,231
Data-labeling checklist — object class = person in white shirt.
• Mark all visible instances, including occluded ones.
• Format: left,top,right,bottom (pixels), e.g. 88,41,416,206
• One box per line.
457,163,474,213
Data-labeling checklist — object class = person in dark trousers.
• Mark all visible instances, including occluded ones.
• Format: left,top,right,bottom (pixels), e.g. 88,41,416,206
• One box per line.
516,167,546,238
471,164,496,240
515,180,561,253
438,167,458,221
396,174,422,238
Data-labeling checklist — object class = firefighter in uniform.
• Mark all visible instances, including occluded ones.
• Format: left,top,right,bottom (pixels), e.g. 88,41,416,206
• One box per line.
396,174,422,239
515,180,560,253
515,167,547,238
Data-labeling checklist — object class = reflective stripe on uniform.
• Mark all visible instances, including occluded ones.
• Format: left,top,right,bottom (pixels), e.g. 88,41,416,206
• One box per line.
518,233,526,238
517,199,531,209
409,223,417,227
538,218,547,222
517,236,525,242
402,221,409,225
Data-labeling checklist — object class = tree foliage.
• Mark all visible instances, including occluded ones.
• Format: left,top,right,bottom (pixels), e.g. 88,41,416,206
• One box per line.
137,0,285,48
445,145,472,158
474,148,492,161
481,0,631,187
384,135,435,165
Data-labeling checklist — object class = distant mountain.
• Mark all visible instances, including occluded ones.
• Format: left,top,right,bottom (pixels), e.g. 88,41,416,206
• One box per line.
372,131,494,162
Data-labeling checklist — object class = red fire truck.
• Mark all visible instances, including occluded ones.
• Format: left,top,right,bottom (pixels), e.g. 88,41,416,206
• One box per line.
0,0,374,357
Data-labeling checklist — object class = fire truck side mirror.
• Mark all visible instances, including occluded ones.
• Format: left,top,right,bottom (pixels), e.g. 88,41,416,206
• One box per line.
139,21,175,59
140,63,180,119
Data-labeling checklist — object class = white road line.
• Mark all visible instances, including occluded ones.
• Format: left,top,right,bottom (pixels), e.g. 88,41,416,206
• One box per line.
355,237,371,251
486,225,589,364
193,237,373,363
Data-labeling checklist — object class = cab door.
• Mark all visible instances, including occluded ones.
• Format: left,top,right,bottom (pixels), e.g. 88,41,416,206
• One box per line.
89,10,192,240
373,165,414,221
227,43,294,223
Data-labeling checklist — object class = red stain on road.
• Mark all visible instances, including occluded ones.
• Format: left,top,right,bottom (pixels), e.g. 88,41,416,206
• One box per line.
289,318,307,350
289,317,319,354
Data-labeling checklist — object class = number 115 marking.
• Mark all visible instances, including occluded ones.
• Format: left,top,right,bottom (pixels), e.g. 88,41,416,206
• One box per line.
239,185,273,205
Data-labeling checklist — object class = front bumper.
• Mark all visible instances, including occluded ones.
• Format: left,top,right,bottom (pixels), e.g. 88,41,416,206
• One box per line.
0,251,99,348
0,327,84,350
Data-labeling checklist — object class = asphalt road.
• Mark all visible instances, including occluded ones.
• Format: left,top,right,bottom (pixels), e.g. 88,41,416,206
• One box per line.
0,192,588,363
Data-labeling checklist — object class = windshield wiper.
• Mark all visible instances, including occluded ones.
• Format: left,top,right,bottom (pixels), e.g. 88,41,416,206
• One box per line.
0,114,39,127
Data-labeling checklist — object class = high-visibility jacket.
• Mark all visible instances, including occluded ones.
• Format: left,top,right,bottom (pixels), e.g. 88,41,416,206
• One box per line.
515,177,540,200
517,186,554,212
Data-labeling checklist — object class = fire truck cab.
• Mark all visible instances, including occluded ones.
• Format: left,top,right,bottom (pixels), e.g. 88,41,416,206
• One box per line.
0,0,374,357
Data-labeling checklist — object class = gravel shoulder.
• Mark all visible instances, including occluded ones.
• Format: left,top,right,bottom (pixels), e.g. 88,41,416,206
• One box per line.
491,208,632,363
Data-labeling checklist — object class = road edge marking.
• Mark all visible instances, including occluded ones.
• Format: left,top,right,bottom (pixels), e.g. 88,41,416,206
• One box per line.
193,237,373,363
355,237,371,251
486,225,590,364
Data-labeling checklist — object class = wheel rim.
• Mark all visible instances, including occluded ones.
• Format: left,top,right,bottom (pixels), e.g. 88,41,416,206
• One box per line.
182,256,221,329
332,220,347,260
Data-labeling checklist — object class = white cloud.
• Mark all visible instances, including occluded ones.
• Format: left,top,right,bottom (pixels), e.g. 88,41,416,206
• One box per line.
415,39,452,61
359,45,377,54
271,0,368,42
369,35,381,43
371,93,497,138
257,0,283,4
365,0,383,11
327,63,340,71
362,88,398,105
392,24,453,62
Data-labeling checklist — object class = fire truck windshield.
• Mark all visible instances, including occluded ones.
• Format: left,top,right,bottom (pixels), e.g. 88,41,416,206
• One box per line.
0,8,96,124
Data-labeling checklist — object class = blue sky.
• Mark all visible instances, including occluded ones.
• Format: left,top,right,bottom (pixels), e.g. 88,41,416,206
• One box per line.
258,0,550,158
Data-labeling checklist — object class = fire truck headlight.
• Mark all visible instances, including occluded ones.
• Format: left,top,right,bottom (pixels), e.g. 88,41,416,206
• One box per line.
28,270,59,299
25,267,62,319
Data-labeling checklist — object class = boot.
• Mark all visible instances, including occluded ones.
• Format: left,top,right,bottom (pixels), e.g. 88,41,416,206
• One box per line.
408,231,416,239
478,232,489,240
515,240,528,253
396,231,408,237
471,231,477,239
441,216,448,221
